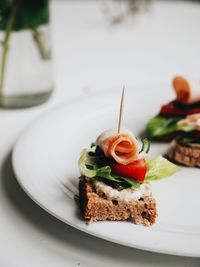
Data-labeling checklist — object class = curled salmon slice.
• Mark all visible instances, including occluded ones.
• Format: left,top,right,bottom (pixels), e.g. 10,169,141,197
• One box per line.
173,76,200,104
96,129,139,165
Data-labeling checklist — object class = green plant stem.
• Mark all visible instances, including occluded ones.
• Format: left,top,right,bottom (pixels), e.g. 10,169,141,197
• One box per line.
0,0,22,97
33,28,51,60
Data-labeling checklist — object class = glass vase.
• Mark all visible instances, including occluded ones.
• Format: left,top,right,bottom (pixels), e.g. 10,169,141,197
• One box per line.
0,0,53,108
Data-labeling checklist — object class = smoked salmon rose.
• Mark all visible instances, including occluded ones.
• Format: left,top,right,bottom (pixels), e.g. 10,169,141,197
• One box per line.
96,129,139,165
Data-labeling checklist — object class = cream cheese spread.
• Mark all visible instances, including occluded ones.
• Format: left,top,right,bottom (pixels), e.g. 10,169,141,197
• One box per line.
93,180,152,203
178,113,200,131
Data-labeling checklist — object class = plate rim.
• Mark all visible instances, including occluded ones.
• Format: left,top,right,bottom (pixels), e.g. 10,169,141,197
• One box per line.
12,87,200,258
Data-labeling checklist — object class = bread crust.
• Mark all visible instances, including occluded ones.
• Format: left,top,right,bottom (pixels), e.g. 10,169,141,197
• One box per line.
79,176,157,226
168,138,200,167
149,131,183,142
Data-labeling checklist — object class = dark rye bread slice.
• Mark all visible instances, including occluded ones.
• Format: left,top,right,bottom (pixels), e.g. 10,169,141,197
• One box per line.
79,176,157,226
149,131,183,142
168,137,200,167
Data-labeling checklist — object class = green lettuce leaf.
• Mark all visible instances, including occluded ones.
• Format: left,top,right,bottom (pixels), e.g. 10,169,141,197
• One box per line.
180,137,200,145
78,149,97,178
146,116,194,138
78,148,179,188
145,155,180,181
78,149,141,188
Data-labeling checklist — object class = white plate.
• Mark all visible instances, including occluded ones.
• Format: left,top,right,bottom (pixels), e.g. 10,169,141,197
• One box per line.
12,86,200,257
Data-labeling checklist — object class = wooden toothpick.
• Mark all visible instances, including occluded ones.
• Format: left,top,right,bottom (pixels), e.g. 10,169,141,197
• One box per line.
117,85,125,133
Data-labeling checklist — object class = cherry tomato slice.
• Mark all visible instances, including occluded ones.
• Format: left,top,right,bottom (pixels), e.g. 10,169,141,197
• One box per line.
111,159,147,182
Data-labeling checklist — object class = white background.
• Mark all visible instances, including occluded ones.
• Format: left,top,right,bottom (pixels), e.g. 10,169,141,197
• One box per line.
0,1,200,266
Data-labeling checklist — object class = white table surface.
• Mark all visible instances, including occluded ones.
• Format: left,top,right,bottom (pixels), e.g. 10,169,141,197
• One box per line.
1,0,200,266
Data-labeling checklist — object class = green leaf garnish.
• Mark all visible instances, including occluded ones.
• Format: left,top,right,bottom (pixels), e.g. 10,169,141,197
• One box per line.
145,155,180,181
146,116,194,138
78,148,141,189
78,145,179,189
140,138,151,153
180,137,200,145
